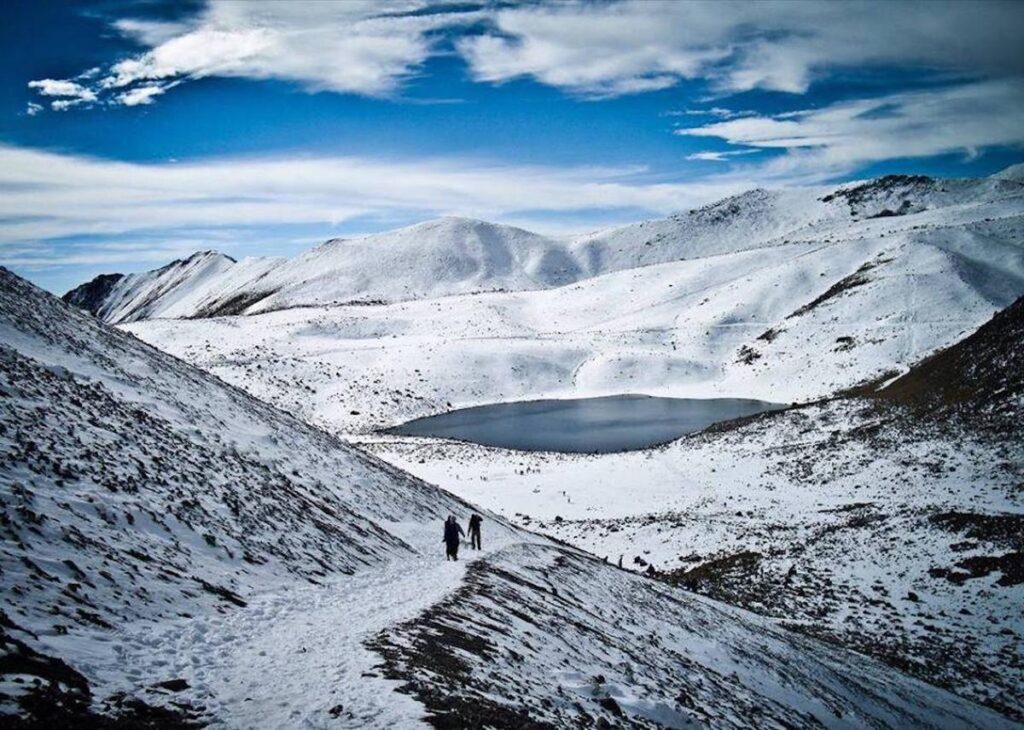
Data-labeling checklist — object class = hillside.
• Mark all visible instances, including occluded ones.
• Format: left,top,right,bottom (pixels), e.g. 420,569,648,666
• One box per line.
2,268,1015,727
873,293,1023,429
368,297,1024,720
572,174,1024,275
0,266,510,723
124,168,1024,436
223,217,583,315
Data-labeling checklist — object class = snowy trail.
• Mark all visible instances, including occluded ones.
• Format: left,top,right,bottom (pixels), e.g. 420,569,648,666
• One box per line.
96,528,527,728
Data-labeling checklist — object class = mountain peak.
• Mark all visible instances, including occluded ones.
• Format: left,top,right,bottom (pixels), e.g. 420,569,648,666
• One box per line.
403,215,528,234
169,249,236,267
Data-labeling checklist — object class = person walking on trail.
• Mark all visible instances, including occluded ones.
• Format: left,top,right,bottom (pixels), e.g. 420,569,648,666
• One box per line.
468,513,483,551
443,515,465,561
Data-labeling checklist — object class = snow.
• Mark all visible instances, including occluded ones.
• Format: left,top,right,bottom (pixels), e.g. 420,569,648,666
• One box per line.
360,394,1024,717
124,185,1024,436
87,251,240,323
10,169,1024,725
374,542,1016,728
86,524,524,728
68,217,581,323
0,267,522,723
992,163,1024,183
73,173,1024,328
237,217,583,314
4,268,1017,726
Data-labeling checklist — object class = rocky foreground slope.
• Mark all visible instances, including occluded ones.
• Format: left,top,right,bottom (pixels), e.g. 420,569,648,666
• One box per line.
2,268,1016,727
0,266,497,724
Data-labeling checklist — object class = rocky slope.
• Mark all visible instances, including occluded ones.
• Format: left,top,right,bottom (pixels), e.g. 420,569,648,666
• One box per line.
372,543,1015,729
871,290,1023,429
0,266,496,723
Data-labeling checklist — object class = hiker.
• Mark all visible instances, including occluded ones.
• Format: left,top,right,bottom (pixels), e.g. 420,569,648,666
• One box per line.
443,515,465,561
468,513,483,550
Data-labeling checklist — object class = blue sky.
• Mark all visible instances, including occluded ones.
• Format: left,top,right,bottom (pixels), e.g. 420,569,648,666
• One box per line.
3,0,1024,293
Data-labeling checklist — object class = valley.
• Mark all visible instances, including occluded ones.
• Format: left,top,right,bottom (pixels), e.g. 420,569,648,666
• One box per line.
5,170,1024,727
8,2,1024,725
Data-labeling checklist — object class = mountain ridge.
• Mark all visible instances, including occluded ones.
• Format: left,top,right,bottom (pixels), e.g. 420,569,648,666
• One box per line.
65,169,1024,325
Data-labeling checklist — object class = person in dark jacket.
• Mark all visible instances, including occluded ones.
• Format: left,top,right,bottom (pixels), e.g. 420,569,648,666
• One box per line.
443,515,465,561
468,513,483,550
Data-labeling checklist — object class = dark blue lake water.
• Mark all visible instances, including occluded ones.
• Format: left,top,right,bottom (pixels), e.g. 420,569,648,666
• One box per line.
388,394,785,453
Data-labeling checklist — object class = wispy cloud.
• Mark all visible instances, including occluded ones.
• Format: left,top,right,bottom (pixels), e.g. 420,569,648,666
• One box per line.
679,78,1024,181
29,1,480,110
0,143,745,266
665,108,753,119
4,239,228,268
685,150,762,163
27,78,99,111
115,83,177,107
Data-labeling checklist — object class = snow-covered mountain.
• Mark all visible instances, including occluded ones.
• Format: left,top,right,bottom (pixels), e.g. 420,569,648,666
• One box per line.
66,217,582,323
67,171,1024,327
570,173,1021,274
63,250,241,323
993,162,1024,183
5,267,1010,727
240,217,583,314
120,169,1024,437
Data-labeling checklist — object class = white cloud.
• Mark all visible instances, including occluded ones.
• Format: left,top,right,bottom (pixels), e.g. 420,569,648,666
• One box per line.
50,99,88,112
4,240,230,268
666,108,751,119
459,0,1024,96
31,0,1024,108
27,78,98,99
679,78,1024,180
25,102,43,116
0,143,744,259
101,26,276,89
37,1,481,108
116,84,175,107
458,3,728,97
27,79,99,111
685,150,762,163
